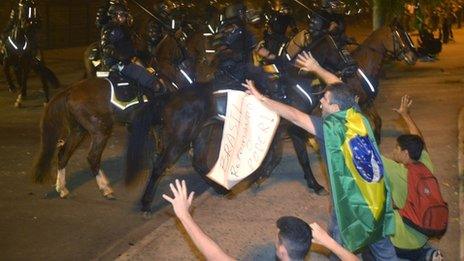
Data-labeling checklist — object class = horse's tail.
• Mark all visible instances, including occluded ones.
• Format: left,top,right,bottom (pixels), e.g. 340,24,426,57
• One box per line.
32,90,68,183
42,65,60,89
125,101,159,185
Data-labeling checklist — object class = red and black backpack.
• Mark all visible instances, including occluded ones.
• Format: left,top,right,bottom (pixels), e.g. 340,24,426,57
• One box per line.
398,162,448,237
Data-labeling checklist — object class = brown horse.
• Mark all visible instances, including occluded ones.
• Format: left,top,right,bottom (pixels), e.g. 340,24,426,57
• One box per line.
31,32,196,199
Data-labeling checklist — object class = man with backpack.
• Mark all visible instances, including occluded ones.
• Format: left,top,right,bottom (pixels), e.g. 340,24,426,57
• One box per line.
382,95,447,260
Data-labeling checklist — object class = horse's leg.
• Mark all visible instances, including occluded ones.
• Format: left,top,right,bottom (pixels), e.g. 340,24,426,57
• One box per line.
14,65,24,108
32,59,50,104
87,124,115,199
3,58,16,92
288,125,327,195
252,127,285,187
77,111,115,199
141,142,187,212
55,124,86,198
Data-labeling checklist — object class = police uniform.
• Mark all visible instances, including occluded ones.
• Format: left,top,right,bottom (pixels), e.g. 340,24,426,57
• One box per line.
212,3,268,92
100,4,158,98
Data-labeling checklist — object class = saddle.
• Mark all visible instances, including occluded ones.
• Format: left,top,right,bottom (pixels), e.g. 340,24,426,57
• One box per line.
104,71,147,110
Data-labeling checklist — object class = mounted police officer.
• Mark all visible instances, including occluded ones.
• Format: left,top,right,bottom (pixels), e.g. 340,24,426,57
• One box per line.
1,0,41,62
96,0,128,30
146,1,178,55
212,3,267,92
308,0,349,46
260,1,298,59
100,3,159,99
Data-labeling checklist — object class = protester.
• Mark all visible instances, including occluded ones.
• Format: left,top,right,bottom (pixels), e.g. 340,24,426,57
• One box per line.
163,179,358,261
381,95,446,261
243,51,396,260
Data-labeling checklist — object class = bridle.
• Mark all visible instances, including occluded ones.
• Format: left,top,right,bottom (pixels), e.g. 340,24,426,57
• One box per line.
388,24,416,64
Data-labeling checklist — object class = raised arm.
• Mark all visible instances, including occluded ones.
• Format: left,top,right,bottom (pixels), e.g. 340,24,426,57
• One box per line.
393,95,424,140
163,180,235,261
310,223,359,261
242,79,317,135
295,51,342,85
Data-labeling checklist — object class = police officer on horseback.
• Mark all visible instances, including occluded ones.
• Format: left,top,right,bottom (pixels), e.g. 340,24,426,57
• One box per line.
260,1,298,59
1,0,41,58
212,3,267,92
308,0,350,46
101,3,160,98
146,1,179,55
96,0,129,30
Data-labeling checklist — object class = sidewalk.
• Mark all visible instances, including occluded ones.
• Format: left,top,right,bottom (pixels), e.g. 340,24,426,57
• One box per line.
104,29,464,260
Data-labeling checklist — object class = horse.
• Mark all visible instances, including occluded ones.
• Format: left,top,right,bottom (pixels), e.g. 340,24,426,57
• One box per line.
1,1,59,107
285,21,418,196
31,31,196,199
124,30,356,213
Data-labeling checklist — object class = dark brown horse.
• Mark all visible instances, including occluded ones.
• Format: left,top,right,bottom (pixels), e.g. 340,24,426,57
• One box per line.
31,32,196,199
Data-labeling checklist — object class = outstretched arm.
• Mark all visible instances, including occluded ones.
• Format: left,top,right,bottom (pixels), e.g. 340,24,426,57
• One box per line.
393,95,425,143
163,180,235,261
295,51,342,85
242,79,317,135
310,223,359,261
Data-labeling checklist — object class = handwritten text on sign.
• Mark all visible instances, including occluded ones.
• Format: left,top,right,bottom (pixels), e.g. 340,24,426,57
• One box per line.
207,90,280,189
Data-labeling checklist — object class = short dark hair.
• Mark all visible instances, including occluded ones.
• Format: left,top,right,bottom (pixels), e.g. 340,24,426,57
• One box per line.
397,134,424,161
277,216,312,260
326,83,359,111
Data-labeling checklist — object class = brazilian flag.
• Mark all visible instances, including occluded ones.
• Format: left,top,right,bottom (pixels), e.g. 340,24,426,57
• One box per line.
323,108,395,251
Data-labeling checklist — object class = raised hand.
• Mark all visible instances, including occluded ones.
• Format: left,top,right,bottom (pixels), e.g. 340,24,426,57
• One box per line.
242,79,265,100
162,179,195,220
393,94,413,116
309,222,332,245
295,51,320,73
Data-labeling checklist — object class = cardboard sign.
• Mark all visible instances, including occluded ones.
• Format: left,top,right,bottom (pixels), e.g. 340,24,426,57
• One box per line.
207,90,280,189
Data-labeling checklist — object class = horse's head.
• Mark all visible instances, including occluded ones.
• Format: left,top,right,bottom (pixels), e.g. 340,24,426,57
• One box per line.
383,20,417,65
309,34,358,79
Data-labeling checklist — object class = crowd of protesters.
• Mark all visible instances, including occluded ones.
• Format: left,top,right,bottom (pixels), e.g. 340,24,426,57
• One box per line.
402,0,463,61
162,51,448,260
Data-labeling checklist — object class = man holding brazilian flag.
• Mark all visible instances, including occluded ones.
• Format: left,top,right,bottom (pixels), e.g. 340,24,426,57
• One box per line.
243,51,396,259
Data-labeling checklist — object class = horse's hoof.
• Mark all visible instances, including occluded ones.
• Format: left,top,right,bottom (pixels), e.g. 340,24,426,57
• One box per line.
57,188,70,198
104,193,116,200
142,211,152,219
14,102,21,108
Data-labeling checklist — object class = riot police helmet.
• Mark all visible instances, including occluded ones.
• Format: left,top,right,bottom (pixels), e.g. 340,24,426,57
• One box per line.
222,3,247,25
107,3,129,19
278,2,293,15
322,0,347,14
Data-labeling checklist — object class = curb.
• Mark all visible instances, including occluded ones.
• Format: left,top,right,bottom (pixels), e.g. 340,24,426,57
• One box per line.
95,188,214,260
458,107,464,261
